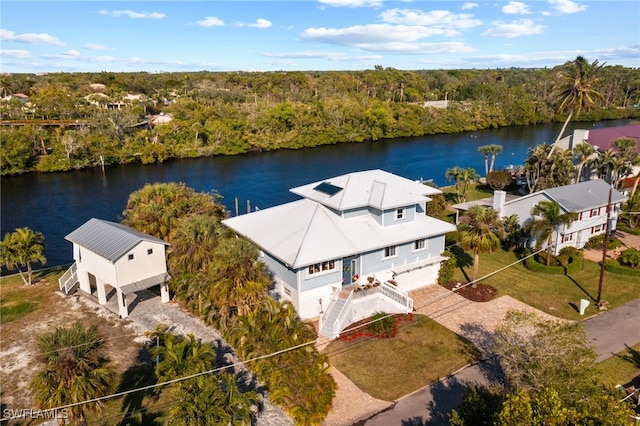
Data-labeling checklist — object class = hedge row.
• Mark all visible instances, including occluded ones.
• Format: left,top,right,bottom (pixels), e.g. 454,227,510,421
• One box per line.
523,251,583,275
604,259,640,277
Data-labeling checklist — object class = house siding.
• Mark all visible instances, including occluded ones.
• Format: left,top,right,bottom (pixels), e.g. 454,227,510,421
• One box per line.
114,241,167,285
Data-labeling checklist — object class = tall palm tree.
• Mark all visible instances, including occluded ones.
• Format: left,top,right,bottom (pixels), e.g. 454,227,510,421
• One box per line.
0,227,46,286
548,56,605,159
445,166,478,203
458,205,503,286
525,200,577,265
478,144,503,175
572,142,596,183
30,324,115,426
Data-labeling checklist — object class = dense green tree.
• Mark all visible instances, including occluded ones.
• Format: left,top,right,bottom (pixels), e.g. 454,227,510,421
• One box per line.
524,200,576,265
572,142,596,183
0,227,46,285
30,324,115,426
458,206,502,284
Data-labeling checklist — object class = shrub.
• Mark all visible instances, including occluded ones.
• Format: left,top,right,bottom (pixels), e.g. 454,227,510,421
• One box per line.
604,258,640,276
619,248,640,268
583,234,621,250
524,249,582,274
368,312,396,337
438,249,456,284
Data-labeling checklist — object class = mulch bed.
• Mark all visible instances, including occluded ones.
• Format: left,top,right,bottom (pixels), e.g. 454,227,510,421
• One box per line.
338,313,415,342
442,281,498,302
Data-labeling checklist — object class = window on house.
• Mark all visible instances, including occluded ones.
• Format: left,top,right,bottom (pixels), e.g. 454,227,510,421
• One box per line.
590,208,598,217
128,253,134,260
147,248,153,255
396,209,404,220
592,224,602,234
384,246,397,258
307,260,336,275
414,238,426,251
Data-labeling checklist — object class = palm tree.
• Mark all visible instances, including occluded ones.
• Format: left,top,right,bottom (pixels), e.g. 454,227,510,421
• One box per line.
478,144,503,175
445,166,479,203
0,227,46,285
206,237,271,320
30,324,115,426
500,214,522,251
458,206,503,286
548,56,605,159
525,200,577,265
572,142,596,183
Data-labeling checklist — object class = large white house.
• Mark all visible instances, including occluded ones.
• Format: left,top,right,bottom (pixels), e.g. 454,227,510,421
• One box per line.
222,169,456,338
58,218,171,318
454,179,627,255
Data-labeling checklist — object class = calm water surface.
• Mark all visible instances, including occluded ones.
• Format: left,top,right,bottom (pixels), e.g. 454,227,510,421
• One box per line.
1,119,632,268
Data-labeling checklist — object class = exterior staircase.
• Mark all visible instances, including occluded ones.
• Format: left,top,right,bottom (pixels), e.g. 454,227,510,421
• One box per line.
58,262,78,295
319,297,347,338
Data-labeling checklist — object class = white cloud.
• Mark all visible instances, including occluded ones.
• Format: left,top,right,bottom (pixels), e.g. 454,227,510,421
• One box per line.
196,17,225,27
318,0,383,7
262,51,381,61
548,0,587,14
99,10,165,19
502,2,531,14
61,50,81,57
380,9,482,29
483,19,545,38
0,29,65,46
235,18,272,29
0,49,32,59
83,43,107,51
302,24,475,53
461,2,479,10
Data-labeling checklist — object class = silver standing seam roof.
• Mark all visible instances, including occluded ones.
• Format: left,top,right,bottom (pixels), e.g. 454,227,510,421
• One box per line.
65,218,168,263
541,179,627,212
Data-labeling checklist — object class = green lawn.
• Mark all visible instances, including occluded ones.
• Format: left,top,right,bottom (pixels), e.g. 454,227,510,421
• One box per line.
598,343,640,389
451,249,639,320
324,315,480,401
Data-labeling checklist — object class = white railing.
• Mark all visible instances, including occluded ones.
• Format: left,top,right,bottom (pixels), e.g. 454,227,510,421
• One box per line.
319,289,340,333
58,263,78,294
379,281,413,312
331,290,354,340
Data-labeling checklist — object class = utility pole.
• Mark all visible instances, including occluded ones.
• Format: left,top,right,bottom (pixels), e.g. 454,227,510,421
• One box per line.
596,186,613,309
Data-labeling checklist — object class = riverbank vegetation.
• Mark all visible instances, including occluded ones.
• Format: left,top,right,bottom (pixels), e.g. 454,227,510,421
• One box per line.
2,59,639,175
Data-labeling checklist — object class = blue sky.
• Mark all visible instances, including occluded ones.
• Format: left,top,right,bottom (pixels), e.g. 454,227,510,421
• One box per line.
1,0,638,73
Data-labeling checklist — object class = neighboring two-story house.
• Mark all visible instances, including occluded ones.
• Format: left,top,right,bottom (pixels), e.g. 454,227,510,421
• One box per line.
58,218,171,318
222,169,456,338
492,179,627,254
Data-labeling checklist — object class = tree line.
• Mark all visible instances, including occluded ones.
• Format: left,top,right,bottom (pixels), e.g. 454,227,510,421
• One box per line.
2,59,639,175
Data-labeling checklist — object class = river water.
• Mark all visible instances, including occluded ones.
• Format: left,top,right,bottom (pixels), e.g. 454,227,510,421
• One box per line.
1,119,633,268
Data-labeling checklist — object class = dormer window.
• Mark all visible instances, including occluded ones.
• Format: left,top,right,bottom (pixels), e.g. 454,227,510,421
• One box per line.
396,209,404,220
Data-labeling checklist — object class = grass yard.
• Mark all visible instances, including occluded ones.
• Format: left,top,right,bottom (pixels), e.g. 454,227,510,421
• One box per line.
324,314,480,401
598,343,640,389
450,249,639,320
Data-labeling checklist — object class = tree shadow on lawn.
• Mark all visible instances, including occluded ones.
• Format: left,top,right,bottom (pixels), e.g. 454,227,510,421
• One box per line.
565,275,597,303
449,246,473,282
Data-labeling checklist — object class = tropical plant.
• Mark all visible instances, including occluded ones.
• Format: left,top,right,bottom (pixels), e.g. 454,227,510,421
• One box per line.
525,144,575,192
486,170,512,190
548,56,605,158
30,324,115,426
572,142,596,183
524,200,577,265
446,166,479,203
500,214,521,251
0,227,46,285
458,206,503,285
478,144,503,176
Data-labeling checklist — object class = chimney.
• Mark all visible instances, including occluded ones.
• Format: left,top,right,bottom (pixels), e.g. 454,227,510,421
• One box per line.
493,190,506,214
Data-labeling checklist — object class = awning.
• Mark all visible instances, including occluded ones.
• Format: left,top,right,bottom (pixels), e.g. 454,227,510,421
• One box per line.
119,273,171,295
391,256,448,275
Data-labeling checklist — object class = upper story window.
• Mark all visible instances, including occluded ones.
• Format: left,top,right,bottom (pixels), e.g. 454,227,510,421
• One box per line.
384,246,397,258
396,209,404,220
414,238,427,251
128,253,134,261
147,248,154,255
589,208,599,217
308,260,336,276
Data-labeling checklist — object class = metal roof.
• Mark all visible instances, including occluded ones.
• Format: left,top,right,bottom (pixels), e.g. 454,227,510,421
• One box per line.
290,169,441,211
65,218,168,262
542,179,627,212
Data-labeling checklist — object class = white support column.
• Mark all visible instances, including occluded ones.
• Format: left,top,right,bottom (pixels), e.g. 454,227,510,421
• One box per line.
160,280,170,303
96,280,107,305
117,289,129,318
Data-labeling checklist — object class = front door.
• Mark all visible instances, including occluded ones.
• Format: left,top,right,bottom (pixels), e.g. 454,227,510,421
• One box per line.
342,255,359,284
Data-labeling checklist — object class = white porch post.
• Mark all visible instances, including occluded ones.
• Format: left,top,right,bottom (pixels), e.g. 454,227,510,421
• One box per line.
96,279,107,305
160,280,170,303
117,289,129,318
